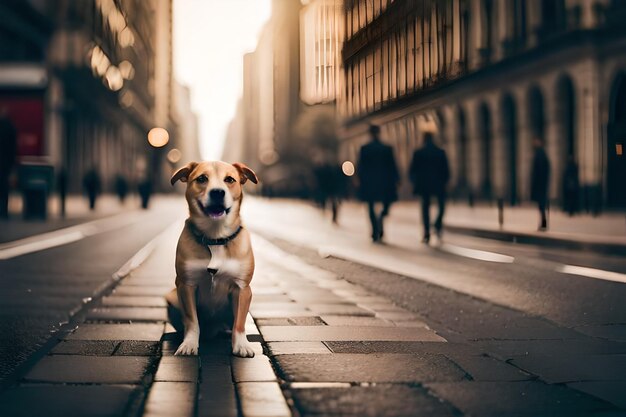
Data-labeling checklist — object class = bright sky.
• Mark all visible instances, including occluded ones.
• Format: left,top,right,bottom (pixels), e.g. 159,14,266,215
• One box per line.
173,0,272,160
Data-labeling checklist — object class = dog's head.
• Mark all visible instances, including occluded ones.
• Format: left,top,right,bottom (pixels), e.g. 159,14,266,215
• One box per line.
171,161,258,221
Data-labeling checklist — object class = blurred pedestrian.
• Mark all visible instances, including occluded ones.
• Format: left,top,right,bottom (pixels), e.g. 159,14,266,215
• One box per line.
57,168,67,218
0,107,17,219
562,155,579,216
409,132,450,244
115,174,129,203
138,177,152,209
357,125,400,242
314,161,346,224
530,137,550,231
83,167,101,211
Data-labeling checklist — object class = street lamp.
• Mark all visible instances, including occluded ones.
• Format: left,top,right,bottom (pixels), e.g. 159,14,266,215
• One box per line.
148,127,169,148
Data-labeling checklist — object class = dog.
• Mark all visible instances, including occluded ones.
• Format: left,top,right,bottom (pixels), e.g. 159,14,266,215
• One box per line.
165,160,258,357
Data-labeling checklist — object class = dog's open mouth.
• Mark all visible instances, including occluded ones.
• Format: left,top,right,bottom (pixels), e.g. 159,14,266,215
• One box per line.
197,200,230,218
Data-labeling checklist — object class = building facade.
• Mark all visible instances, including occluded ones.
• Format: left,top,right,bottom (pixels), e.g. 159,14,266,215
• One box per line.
338,0,626,209
0,0,187,194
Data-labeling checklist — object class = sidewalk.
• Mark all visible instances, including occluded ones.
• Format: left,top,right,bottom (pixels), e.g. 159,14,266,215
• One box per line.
1,193,164,244
338,199,626,255
393,201,626,255
1,219,624,416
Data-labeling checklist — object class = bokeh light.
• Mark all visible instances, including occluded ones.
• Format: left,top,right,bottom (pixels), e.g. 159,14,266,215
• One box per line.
148,127,169,148
342,161,355,176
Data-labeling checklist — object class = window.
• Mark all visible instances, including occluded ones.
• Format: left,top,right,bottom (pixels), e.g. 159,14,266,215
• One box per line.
407,20,415,91
374,46,382,108
398,28,407,95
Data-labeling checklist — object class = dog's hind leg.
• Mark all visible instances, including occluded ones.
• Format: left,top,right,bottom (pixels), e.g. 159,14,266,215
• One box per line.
165,288,184,333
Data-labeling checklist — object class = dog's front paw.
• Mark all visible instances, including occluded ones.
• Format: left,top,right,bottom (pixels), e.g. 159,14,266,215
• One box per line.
232,332,255,358
175,339,199,356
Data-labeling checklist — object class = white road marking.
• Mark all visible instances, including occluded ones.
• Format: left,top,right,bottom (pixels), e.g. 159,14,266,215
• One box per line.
0,231,85,260
557,265,626,284
0,212,143,260
439,243,515,263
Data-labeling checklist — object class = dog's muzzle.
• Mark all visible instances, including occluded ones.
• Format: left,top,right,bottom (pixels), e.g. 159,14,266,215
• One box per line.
197,199,231,219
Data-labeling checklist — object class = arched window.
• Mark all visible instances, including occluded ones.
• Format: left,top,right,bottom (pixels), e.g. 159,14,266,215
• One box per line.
607,73,626,207
501,94,518,205
527,85,545,142
478,102,492,198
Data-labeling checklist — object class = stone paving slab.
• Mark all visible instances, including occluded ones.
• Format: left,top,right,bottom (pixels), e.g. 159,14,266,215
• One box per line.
258,325,447,342
275,353,466,383
113,285,172,297
255,317,326,326
87,307,167,322
65,323,165,341
102,295,167,307
236,382,291,417
198,351,238,417
231,354,277,382
307,303,375,316
424,381,618,417
154,356,200,382
24,355,154,384
320,315,394,327
250,310,318,318
143,381,196,417
0,384,138,417
50,339,159,357
51,340,118,355
115,340,161,356
290,385,459,417
511,354,626,383
267,342,332,355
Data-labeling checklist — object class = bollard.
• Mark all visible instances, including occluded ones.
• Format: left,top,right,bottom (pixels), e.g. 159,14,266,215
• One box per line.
497,198,504,229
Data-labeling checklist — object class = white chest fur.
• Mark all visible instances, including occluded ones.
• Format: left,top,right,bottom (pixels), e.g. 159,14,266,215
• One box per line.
179,245,245,289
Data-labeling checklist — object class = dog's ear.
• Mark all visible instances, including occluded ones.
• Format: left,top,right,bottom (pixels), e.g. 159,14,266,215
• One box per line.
233,162,258,185
170,162,198,185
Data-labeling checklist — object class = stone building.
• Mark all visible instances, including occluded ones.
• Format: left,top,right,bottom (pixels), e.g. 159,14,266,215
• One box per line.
0,0,185,194
338,0,626,209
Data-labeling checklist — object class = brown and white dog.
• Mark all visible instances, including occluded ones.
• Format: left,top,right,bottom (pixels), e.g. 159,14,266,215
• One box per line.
166,161,258,357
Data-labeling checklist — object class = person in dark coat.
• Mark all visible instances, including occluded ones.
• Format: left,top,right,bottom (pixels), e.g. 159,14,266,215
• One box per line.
357,125,400,242
409,132,450,243
530,137,550,231
0,107,17,218
314,162,347,224
83,167,101,211
562,155,579,216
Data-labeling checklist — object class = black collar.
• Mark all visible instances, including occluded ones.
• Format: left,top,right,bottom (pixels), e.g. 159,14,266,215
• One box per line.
187,220,243,246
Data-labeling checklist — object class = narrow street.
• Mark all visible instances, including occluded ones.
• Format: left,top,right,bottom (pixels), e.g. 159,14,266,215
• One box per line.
0,197,625,416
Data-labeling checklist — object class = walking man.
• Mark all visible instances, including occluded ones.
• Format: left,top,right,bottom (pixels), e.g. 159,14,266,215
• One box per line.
357,125,399,242
409,132,450,244
530,137,550,231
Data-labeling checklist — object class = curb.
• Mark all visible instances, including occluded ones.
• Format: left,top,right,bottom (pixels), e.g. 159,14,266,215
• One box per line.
445,224,626,256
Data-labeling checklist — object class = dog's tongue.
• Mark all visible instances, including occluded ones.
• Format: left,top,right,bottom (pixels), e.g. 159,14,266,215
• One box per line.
206,206,225,217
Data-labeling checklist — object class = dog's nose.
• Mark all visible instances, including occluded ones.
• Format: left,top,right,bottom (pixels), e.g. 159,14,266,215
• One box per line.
209,188,225,201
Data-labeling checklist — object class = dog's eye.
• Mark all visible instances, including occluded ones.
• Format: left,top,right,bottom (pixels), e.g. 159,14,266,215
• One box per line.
224,176,236,184
195,175,208,184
